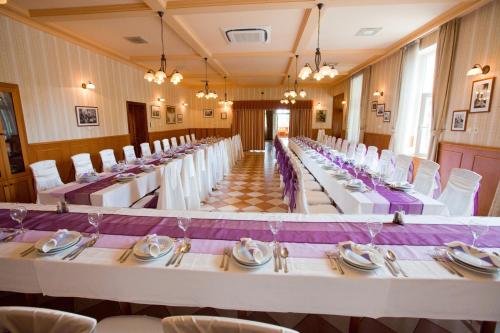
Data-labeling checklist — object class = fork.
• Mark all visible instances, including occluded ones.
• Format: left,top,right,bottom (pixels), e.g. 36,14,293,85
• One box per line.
20,245,35,257
118,242,136,263
325,251,337,270
166,245,182,266
68,237,97,261
224,248,231,271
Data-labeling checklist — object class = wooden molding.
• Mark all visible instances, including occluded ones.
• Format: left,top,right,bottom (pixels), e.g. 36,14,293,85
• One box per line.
29,3,151,17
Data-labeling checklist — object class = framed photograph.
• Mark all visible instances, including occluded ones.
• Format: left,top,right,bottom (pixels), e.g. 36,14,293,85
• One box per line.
176,114,183,123
469,77,495,113
383,111,391,122
166,105,176,124
376,103,385,116
315,109,327,123
371,101,378,111
203,109,214,118
151,105,161,119
220,112,227,120
75,106,99,127
451,110,467,131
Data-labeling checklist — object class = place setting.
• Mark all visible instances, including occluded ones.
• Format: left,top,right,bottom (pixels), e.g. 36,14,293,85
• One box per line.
1,206,28,243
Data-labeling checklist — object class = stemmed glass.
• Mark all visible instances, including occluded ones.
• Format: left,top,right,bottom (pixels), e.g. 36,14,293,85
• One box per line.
10,206,27,233
268,220,283,247
366,218,383,247
177,217,192,245
88,212,103,238
468,219,489,247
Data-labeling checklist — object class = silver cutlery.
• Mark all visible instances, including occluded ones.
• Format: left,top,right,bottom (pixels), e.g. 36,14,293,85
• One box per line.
220,248,226,268
277,242,282,271
281,247,289,273
432,256,463,277
1,231,20,242
118,243,136,263
175,242,191,267
386,250,408,277
384,260,398,277
224,247,231,271
20,245,35,257
166,244,182,266
273,244,279,272
325,251,337,270
68,237,97,261
62,241,86,260
327,251,344,275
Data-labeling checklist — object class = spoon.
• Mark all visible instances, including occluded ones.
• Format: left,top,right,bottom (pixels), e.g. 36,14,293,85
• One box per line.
281,247,289,273
175,242,191,267
386,250,408,277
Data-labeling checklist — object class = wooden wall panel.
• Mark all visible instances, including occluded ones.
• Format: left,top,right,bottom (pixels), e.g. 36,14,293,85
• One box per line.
363,132,391,150
149,128,232,145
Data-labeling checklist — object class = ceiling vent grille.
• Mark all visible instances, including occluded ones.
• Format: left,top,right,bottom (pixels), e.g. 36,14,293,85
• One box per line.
124,36,148,44
223,27,271,44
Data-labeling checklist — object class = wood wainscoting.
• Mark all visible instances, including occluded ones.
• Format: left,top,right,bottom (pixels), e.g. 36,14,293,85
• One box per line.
149,128,232,144
363,132,391,150
437,142,500,216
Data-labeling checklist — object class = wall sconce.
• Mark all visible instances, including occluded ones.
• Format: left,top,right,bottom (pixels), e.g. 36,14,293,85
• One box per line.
466,64,490,76
182,102,188,107
157,97,165,102
341,100,347,105
316,102,322,108
81,81,95,90
373,90,383,97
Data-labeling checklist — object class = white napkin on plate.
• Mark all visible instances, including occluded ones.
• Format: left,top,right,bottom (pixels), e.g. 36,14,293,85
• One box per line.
41,229,69,253
239,238,264,264
446,241,500,268
145,234,161,257
347,179,364,187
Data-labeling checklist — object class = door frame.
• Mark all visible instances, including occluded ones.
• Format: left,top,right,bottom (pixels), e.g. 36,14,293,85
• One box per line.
332,93,345,138
126,101,148,152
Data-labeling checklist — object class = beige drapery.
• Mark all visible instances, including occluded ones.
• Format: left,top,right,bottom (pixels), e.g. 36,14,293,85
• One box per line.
289,101,313,138
231,108,265,151
387,49,405,150
358,66,372,142
429,18,461,161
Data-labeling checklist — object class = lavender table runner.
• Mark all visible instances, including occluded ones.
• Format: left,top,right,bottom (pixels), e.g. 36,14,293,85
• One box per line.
1,209,498,248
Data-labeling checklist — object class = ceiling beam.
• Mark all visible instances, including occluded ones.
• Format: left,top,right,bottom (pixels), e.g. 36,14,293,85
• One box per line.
29,3,151,17
130,54,202,62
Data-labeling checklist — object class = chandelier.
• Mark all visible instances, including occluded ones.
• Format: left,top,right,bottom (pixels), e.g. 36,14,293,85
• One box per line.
196,58,218,99
298,3,338,81
143,12,183,85
218,76,233,108
280,75,296,105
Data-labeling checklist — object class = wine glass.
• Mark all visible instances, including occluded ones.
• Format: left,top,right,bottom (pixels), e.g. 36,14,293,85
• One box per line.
10,206,27,233
366,219,383,247
177,217,192,245
370,172,378,191
468,219,489,247
268,220,283,247
88,212,103,238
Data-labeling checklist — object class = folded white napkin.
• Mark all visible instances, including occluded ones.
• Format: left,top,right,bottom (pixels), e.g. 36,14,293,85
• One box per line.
446,241,500,268
339,241,384,266
347,179,364,187
239,238,264,264
145,234,161,257
42,229,69,253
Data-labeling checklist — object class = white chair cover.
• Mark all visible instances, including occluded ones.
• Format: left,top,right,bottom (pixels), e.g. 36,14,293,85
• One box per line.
327,137,336,148
378,149,395,178
364,146,379,171
0,306,96,333
99,149,117,173
489,181,500,216
354,143,367,166
222,139,231,175
162,139,170,152
171,137,178,148
185,135,191,144
340,140,349,154
179,136,186,146
438,168,482,216
391,154,413,182
157,160,186,210
194,149,209,202
140,142,152,158
30,160,64,194
205,145,216,192
346,142,356,160
191,133,196,143
123,145,137,163
316,129,325,143
334,138,343,151
181,154,201,210
71,153,94,178
214,142,224,183
162,315,299,333
413,159,440,197
153,140,162,154
96,315,161,333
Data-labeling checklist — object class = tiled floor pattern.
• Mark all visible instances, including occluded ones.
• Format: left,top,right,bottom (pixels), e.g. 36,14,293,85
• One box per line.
200,143,289,213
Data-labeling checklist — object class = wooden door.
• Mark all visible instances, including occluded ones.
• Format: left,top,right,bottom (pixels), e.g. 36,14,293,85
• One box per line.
126,101,148,155
0,83,34,203
264,110,274,140
332,93,344,138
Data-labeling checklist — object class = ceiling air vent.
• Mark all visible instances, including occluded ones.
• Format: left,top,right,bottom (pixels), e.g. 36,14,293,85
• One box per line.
223,27,271,44
355,27,382,37
124,36,148,44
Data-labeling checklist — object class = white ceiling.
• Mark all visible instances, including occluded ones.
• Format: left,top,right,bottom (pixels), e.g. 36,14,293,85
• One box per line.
8,0,466,86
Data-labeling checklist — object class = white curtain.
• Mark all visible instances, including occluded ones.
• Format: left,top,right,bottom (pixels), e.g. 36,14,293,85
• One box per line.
392,41,419,154
347,73,363,142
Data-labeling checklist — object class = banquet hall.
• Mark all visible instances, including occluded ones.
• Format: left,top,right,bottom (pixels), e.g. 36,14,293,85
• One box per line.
0,0,499,332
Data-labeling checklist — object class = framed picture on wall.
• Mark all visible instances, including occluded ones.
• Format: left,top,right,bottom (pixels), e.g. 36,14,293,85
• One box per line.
371,101,378,111
315,109,327,123
166,105,176,124
451,110,467,131
151,105,161,119
376,103,385,116
203,109,214,118
383,111,391,122
469,77,495,113
75,106,99,126
221,112,227,120
177,114,183,123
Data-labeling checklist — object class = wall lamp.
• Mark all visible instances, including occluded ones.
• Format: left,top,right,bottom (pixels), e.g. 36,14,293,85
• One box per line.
157,97,165,102
466,64,490,76
81,81,95,90
373,90,383,97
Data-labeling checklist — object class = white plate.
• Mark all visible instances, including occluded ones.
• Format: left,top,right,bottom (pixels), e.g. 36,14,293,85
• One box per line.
341,257,377,272
447,249,499,273
35,231,82,254
447,252,499,275
231,241,272,267
133,236,174,260
339,243,384,270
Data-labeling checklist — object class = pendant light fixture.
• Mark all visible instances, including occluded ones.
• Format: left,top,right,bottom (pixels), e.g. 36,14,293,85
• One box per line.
218,76,233,108
294,54,307,98
298,3,338,81
280,75,296,105
196,58,218,99
144,11,183,85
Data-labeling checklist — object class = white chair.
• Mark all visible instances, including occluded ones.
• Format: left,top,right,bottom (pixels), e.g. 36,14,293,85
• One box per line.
179,136,186,146
340,140,349,154
153,140,162,154
391,154,413,183
194,149,209,201
71,153,94,178
190,133,196,143
170,137,178,148
364,146,379,171
413,160,440,197
334,138,343,151
162,138,170,152
346,142,356,160
185,134,191,144
157,159,186,210
122,145,137,163
354,143,367,166
162,315,299,333
140,142,152,158
96,315,161,333
30,160,64,196
181,154,201,210
0,306,96,333
295,169,337,214
438,168,482,216
378,149,394,178
99,149,117,172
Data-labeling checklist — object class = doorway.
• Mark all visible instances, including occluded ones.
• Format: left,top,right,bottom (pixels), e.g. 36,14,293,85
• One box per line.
126,101,148,156
274,109,290,138
332,93,344,138
264,110,274,141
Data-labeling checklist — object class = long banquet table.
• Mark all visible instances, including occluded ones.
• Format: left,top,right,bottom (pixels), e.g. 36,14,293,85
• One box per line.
0,203,499,322
288,139,448,215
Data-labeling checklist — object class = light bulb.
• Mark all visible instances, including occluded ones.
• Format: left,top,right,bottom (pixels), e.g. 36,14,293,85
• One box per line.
299,65,312,80
144,70,155,82
284,99,289,104
290,99,296,104
196,91,205,98
155,70,166,81
313,72,323,81
290,90,297,98
319,64,331,76
299,89,307,98
329,67,338,78
466,65,483,76
284,91,290,98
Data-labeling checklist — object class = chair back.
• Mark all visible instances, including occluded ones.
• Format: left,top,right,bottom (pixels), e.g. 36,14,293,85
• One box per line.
157,160,186,210
340,139,349,153
0,306,96,333
378,149,394,177
179,136,186,146
364,146,379,171
191,133,196,142
334,138,343,151
140,142,152,158
29,160,63,192
346,142,356,160
99,149,117,172
392,154,413,182
413,159,440,197
354,143,367,165
185,135,191,144
170,137,178,148
438,168,482,216
162,139,170,151
71,153,93,178
153,140,162,154
123,145,137,163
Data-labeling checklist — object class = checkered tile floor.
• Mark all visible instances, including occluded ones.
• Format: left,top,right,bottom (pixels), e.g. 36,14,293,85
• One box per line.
200,143,289,213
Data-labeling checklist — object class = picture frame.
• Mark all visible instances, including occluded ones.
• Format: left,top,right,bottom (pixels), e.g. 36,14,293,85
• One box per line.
75,106,99,127
203,109,214,118
383,110,391,122
469,77,495,113
220,112,227,120
371,101,378,111
176,114,183,123
151,105,161,119
166,105,176,124
315,109,327,123
376,103,385,116
451,110,467,131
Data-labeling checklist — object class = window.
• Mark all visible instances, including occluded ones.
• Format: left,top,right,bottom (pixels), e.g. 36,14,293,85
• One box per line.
347,73,363,142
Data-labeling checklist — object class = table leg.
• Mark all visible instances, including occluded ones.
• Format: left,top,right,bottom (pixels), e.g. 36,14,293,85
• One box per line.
349,317,361,333
118,302,132,315
480,321,497,333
